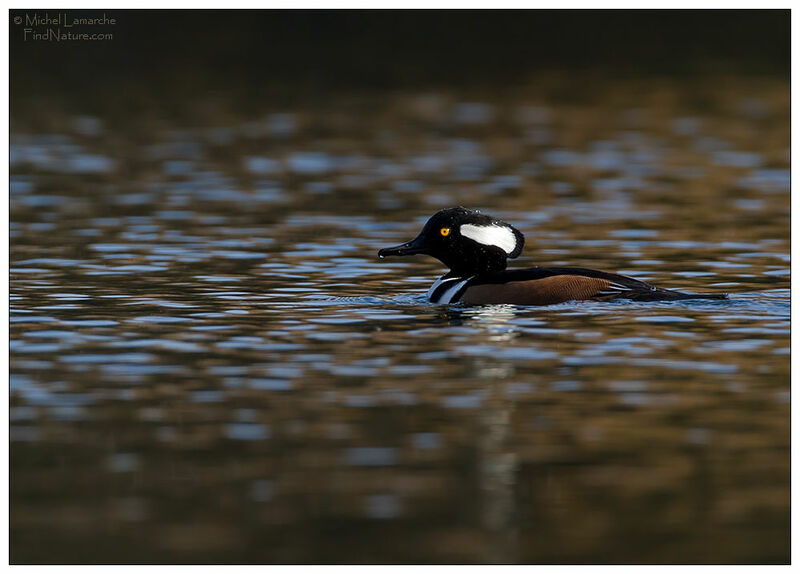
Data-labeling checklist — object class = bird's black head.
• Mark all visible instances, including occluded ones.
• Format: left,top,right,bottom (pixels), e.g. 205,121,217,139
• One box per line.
378,207,525,275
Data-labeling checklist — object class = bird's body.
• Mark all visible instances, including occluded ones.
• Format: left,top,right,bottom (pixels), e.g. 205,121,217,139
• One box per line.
378,207,727,306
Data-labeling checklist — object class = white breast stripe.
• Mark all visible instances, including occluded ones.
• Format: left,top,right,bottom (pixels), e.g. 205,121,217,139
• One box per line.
426,276,461,301
460,224,517,255
434,277,473,304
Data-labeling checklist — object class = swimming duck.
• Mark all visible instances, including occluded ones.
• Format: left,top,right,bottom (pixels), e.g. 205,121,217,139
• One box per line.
378,207,727,305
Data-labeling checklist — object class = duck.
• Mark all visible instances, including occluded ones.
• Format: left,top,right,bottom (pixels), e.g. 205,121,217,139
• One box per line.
378,207,728,305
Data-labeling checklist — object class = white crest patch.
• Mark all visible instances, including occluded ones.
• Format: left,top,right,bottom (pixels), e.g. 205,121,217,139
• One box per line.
460,223,518,255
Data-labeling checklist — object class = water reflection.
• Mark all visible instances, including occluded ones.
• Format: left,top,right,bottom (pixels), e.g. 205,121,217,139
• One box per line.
10,77,789,564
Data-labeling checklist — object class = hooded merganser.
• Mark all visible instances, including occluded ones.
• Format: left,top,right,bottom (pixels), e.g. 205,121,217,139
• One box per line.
378,207,728,306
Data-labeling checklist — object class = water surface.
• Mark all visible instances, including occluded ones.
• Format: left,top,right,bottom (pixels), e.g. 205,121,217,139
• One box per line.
10,77,789,563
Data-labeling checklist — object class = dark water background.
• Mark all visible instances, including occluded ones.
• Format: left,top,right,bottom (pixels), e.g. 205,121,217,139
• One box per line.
10,10,790,564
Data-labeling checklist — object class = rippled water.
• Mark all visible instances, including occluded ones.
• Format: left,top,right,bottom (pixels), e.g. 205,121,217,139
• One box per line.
10,77,789,563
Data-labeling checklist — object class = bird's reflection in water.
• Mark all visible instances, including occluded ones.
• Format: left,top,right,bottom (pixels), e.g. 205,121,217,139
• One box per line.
444,304,521,342
447,304,522,562
478,380,519,563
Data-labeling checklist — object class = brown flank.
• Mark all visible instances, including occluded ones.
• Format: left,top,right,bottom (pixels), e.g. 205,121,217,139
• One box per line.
460,275,612,306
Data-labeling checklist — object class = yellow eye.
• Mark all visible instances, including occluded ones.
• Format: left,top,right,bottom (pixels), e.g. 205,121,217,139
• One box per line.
440,227,451,237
